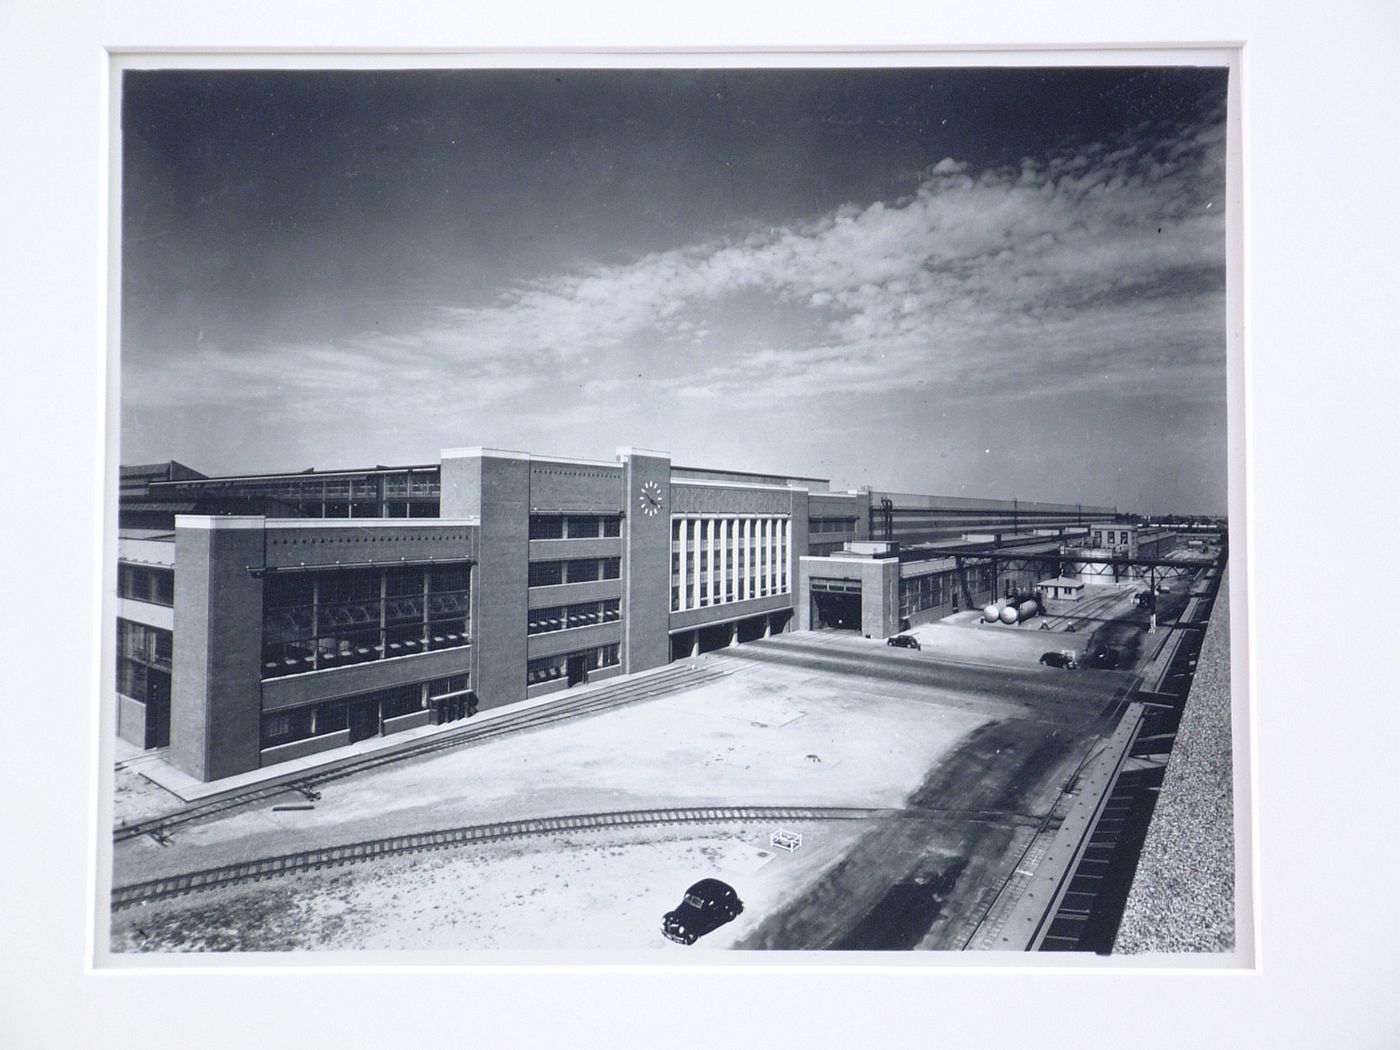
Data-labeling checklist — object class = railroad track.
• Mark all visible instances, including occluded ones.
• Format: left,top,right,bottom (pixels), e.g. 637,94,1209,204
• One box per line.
112,805,886,909
110,802,1053,911
114,663,730,845
1035,588,1135,633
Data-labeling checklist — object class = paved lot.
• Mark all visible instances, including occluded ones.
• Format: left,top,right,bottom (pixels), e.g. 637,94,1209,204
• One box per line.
109,626,1139,954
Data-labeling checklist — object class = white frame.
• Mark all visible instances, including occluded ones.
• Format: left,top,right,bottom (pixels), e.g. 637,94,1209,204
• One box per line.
5,1,1399,1047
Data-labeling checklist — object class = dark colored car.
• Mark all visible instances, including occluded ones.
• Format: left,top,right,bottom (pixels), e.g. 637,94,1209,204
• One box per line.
887,634,921,650
1134,590,1155,609
1039,650,1077,669
662,878,744,945
1083,646,1121,669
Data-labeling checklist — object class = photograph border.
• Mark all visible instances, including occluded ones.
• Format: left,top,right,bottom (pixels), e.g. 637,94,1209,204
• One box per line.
4,1,1396,1047
93,45,1249,975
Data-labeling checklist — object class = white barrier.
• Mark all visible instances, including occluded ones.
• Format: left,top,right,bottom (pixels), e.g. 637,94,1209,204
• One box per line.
770,828,802,852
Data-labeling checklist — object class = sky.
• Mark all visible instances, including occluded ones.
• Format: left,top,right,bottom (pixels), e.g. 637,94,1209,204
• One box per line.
121,66,1229,514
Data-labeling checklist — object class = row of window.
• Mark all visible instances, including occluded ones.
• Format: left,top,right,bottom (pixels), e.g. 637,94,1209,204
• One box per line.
261,673,470,749
809,517,860,534
166,473,439,501
1091,530,1133,547
896,566,997,617
290,501,439,518
670,516,790,611
527,557,621,588
527,599,621,635
261,564,471,678
526,644,620,686
116,618,172,705
117,563,174,606
528,514,622,540
898,573,948,617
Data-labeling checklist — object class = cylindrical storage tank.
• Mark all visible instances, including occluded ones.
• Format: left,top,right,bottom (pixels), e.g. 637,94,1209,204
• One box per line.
1016,599,1038,622
999,605,1019,624
982,604,1001,623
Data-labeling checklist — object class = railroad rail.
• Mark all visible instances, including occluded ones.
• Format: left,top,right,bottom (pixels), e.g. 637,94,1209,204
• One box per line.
1035,586,1134,633
111,803,1051,910
114,662,729,845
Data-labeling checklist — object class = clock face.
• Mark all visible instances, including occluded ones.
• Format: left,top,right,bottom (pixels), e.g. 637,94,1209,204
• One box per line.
638,480,663,516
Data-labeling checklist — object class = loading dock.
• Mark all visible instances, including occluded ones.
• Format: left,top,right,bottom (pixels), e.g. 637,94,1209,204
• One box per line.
810,580,862,631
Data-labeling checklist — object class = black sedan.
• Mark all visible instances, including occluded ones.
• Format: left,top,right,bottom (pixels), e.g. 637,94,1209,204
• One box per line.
1039,650,1078,669
887,634,921,650
1083,646,1121,669
662,878,744,945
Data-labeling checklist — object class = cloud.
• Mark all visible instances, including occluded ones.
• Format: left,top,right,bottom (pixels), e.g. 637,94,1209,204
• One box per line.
128,110,1227,431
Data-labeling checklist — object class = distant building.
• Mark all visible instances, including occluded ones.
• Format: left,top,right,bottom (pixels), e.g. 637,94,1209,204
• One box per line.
1036,577,1085,602
1069,523,1179,586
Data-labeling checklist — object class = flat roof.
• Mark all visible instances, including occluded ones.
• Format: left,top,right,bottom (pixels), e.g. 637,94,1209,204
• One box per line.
117,529,175,541
673,464,829,485
149,463,439,485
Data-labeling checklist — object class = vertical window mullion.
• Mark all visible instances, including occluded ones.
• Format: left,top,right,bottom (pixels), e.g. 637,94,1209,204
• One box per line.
676,517,687,612
781,518,790,592
759,518,768,596
690,518,701,609
743,518,751,600
718,517,728,606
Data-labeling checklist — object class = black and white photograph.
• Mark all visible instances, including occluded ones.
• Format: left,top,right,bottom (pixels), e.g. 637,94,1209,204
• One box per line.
105,60,1239,960
5,0,1400,1047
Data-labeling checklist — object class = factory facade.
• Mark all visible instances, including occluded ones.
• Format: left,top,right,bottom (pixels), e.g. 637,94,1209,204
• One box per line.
116,446,1117,782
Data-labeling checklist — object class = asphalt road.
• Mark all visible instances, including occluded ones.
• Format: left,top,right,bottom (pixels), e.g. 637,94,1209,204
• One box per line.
715,634,1137,728
720,635,1132,950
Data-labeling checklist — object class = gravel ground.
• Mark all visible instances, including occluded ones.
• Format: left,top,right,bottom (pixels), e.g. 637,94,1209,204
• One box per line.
1114,568,1235,954
113,749,185,825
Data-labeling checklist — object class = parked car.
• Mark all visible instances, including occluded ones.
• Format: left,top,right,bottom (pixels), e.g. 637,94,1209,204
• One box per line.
887,634,921,650
1133,590,1155,609
662,878,744,945
1039,650,1078,669
1083,645,1121,669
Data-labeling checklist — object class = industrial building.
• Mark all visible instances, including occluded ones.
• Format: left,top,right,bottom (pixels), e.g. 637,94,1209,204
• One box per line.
1070,522,1179,585
115,446,1118,781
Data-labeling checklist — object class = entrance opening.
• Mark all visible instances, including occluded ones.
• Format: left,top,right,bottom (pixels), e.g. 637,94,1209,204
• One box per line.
144,693,170,749
735,616,768,644
697,623,734,654
812,590,862,632
567,653,588,687
348,699,378,743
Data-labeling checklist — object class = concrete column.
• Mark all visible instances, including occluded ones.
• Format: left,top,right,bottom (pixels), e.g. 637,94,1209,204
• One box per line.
727,623,738,648
688,630,699,657
171,516,266,781
619,447,673,675
762,614,772,638
440,448,530,712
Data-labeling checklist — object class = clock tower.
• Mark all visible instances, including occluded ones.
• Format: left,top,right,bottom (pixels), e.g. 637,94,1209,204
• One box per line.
618,447,672,675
